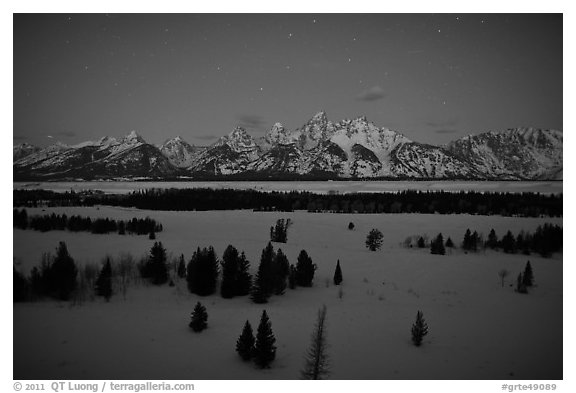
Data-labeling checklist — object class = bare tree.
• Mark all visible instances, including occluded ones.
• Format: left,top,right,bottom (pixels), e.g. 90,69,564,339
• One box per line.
301,305,330,379
498,269,510,287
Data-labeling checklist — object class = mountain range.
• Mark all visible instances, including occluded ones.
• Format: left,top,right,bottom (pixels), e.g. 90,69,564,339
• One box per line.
13,111,563,181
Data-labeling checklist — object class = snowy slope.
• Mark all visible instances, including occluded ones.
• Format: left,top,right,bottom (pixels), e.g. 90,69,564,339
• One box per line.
13,207,562,379
447,128,563,180
13,117,563,180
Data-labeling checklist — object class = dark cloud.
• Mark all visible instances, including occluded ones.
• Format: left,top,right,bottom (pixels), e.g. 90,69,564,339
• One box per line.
55,130,77,138
434,129,459,134
196,135,218,141
236,114,267,132
426,120,458,127
356,86,386,102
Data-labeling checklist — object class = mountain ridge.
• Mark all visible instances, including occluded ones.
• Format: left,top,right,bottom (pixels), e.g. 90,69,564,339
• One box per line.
13,113,562,181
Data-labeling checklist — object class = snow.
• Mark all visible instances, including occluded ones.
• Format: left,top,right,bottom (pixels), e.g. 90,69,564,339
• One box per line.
13,180,564,195
13,207,562,379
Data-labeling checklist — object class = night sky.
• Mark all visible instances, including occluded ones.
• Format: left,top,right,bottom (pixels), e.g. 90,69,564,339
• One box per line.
13,13,563,147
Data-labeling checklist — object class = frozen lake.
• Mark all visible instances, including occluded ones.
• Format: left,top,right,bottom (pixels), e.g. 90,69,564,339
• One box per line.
13,180,563,195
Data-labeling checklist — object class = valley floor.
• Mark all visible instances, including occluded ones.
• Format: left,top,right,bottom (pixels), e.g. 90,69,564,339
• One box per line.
13,207,563,379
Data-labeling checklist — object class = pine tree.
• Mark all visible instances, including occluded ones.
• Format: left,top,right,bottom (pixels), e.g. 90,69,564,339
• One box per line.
147,242,168,285
177,254,186,279
47,241,78,300
301,305,330,379
236,252,253,296
471,231,480,251
95,258,113,301
516,273,528,294
189,302,208,332
463,229,472,250
221,245,240,298
333,260,343,286
251,243,275,303
296,250,316,287
236,320,256,361
502,231,517,253
365,229,384,251
187,246,219,296
522,261,534,287
486,229,498,249
148,230,156,240
417,236,426,248
272,248,290,295
430,233,445,255
254,310,276,368
411,310,429,347
348,222,355,230
445,237,454,248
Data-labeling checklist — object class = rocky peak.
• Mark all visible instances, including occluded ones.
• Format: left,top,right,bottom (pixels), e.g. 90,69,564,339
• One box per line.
122,130,146,145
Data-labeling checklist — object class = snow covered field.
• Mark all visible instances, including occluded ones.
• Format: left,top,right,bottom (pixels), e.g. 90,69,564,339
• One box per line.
13,180,563,195
13,207,562,379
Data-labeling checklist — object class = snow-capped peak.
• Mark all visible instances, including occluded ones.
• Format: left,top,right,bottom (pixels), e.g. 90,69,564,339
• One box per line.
122,130,146,145
265,122,296,145
216,126,257,152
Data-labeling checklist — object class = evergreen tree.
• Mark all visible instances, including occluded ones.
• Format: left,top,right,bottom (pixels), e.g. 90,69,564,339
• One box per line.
301,305,330,380
288,264,297,289
254,310,277,368
296,250,316,287
236,320,256,361
501,231,517,253
236,252,253,296
270,218,292,243
272,248,290,295
411,310,429,347
187,246,219,296
463,229,472,250
177,254,186,279
486,229,498,249
148,230,156,240
147,242,168,285
118,221,125,235
365,229,384,251
430,233,445,255
471,231,480,251
522,261,534,287
333,260,343,286
445,237,454,248
348,222,355,230
221,245,240,298
47,241,78,300
417,236,426,248
251,243,275,303
189,302,208,332
516,272,528,294
95,258,113,301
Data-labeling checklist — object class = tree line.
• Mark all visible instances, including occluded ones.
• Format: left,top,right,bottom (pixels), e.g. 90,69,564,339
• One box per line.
14,188,562,217
13,208,162,236
14,240,327,304
405,224,562,258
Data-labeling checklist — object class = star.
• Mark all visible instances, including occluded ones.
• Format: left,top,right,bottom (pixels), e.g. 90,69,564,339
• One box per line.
259,87,264,91
288,33,293,38
83,65,89,71
313,19,317,24
285,65,291,70
437,29,441,33
348,58,352,62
